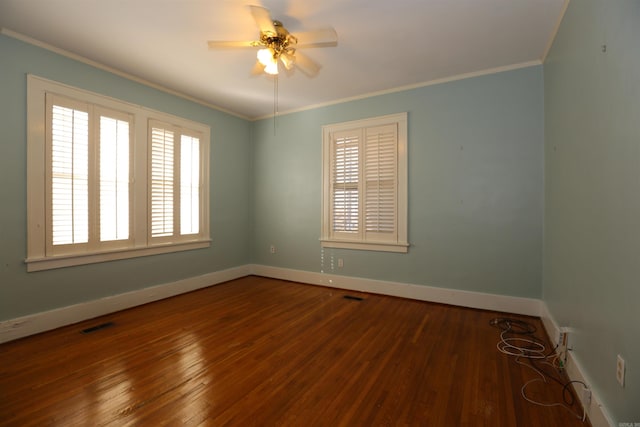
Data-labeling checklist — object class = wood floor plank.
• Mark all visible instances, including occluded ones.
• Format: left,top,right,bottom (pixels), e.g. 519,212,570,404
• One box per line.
0,276,589,426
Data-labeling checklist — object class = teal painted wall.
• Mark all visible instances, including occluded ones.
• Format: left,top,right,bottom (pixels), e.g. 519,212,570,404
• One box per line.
0,34,253,320
544,0,640,423
253,66,544,298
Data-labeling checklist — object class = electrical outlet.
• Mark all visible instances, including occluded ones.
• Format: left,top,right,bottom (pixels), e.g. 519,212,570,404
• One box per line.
616,355,625,387
270,244,276,254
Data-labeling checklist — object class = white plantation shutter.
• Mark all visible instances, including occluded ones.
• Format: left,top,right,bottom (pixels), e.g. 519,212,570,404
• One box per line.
322,113,408,253
364,124,397,241
99,114,130,242
150,126,175,237
180,134,200,235
50,103,89,246
46,94,133,254
149,121,204,241
331,131,360,234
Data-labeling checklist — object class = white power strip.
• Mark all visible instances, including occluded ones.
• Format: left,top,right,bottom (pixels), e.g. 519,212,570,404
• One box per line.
557,327,569,364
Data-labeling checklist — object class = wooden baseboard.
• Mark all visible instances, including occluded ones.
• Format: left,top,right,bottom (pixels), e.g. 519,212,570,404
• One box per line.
250,264,541,316
0,265,251,344
1,264,539,344
539,303,614,427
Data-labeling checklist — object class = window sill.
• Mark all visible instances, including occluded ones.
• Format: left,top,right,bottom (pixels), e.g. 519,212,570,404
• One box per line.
25,240,211,272
320,239,409,253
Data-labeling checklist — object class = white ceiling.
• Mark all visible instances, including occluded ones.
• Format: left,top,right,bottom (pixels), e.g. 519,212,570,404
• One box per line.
0,0,567,120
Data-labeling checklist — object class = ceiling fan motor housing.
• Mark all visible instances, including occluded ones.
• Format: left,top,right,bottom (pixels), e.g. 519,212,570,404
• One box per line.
260,21,297,59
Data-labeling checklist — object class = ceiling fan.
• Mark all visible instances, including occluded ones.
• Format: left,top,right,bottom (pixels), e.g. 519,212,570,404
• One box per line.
207,5,338,77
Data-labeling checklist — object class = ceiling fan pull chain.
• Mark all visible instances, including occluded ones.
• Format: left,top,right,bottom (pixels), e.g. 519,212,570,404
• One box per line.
273,74,278,135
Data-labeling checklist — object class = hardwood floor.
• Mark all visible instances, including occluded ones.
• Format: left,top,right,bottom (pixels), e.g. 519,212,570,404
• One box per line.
0,276,589,426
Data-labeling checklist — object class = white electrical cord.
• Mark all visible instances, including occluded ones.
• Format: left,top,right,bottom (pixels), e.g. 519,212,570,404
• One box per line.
496,321,548,359
497,329,547,359
491,317,587,423
521,377,586,421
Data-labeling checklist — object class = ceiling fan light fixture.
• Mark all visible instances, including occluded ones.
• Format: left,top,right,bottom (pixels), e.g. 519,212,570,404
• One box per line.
257,48,279,74
257,48,274,66
280,52,295,70
264,60,279,75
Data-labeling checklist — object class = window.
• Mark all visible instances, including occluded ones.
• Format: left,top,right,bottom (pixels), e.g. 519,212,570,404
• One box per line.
148,121,203,241
27,75,210,271
321,113,408,253
45,95,133,256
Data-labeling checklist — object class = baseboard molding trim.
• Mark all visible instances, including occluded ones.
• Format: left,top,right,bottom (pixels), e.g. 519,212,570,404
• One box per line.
539,303,614,427
0,265,251,344
250,264,541,316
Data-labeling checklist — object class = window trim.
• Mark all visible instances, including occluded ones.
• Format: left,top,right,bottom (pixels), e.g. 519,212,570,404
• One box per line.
26,75,210,272
321,112,409,253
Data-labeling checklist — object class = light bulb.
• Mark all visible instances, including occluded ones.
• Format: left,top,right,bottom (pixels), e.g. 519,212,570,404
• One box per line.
257,48,274,66
257,48,279,75
264,60,279,75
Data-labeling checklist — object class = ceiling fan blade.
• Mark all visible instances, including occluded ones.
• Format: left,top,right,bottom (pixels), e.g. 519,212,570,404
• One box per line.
294,51,321,77
250,5,276,36
294,28,338,48
208,40,259,49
